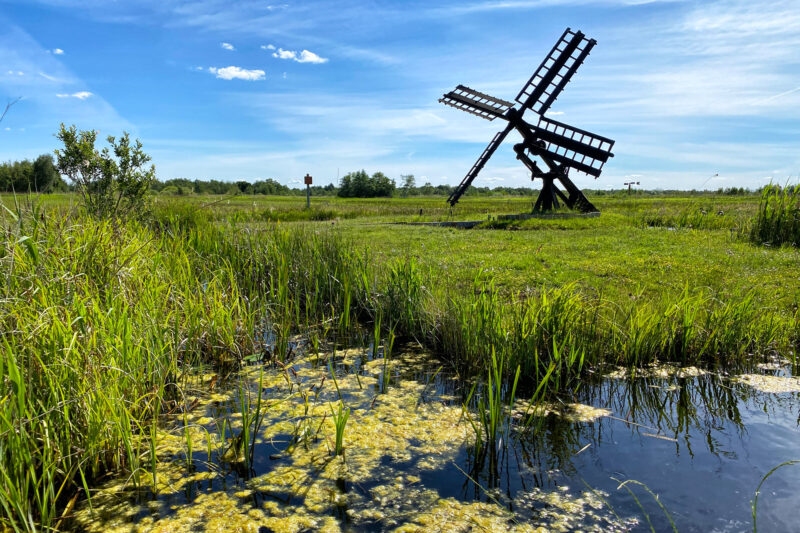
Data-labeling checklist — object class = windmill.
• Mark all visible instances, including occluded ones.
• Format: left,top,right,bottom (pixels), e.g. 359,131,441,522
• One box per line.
439,28,615,212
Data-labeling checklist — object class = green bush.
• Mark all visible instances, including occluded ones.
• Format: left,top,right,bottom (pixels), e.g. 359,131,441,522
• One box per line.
54,124,156,219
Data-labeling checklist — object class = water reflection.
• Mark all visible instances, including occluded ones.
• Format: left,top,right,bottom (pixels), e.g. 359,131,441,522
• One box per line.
71,344,800,533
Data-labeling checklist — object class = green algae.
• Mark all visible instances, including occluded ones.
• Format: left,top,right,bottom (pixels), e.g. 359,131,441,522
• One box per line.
734,373,800,393
605,364,708,380
72,348,631,532
512,399,611,423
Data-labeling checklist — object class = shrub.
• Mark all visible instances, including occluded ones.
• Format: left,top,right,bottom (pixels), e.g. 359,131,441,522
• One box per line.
54,123,156,219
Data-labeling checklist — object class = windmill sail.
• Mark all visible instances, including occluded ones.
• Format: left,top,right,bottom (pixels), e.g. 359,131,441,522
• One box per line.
515,28,596,115
439,85,513,121
448,123,514,206
532,116,614,177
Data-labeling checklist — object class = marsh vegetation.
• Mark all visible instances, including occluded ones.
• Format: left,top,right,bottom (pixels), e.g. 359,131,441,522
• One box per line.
2,189,799,531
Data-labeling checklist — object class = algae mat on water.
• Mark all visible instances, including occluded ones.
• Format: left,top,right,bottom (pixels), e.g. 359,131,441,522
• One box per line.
71,348,631,532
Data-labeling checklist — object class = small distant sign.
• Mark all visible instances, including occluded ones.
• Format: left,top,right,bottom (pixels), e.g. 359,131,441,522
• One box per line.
304,174,313,185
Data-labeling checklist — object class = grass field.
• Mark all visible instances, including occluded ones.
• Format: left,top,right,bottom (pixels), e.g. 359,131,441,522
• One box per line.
1,190,798,531
158,192,796,309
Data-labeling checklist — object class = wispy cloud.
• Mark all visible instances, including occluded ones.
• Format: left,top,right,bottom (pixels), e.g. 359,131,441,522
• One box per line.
52,48,64,54
272,47,328,63
208,66,265,81
220,42,235,51
261,44,276,50
749,85,800,106
56,91,93,99
432,0,681,15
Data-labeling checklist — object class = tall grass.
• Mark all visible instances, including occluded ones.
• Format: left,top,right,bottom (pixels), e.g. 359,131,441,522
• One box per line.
2,199,798,530
750,184,800,247
0,205,259,530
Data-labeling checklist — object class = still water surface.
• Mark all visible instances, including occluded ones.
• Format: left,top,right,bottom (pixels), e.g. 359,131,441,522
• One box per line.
74,344,800,532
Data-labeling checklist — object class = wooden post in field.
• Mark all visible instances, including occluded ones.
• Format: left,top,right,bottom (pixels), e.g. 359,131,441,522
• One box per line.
304,174,313,208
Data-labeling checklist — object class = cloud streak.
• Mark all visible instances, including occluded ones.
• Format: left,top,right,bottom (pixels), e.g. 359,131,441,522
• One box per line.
208,66,265,80
56,91,93,99
271,47,328,63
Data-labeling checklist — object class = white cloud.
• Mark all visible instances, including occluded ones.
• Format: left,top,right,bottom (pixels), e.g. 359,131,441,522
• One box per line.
545,110,564,116
220,42,235,51
56,91,93,99
272,48,296,60
261,44,276,50
297,50,328,64
6,70,24,76
208,66,265,81
272,48,328,64
52,48,64,55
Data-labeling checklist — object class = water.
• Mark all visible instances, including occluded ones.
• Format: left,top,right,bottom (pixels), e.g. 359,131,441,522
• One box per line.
72,344,800,532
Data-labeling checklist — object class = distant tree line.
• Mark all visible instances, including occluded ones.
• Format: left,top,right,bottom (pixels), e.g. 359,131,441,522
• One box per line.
0,155,67,193
0,155,767,198
147,173,547,198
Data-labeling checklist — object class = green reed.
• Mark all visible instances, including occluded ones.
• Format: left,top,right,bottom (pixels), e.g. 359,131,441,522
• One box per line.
751,460,800,533
462,347,520,487
329,401,350,457
0,206,259,530
750,184,800,247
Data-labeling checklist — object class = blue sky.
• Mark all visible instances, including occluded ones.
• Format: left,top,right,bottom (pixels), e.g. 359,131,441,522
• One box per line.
1,0,798,190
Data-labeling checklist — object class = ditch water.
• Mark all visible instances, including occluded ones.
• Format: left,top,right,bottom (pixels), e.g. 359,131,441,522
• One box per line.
73,342,800,532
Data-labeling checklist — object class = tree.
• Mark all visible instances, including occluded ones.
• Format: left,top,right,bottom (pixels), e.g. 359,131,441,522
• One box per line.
370,171,395,197
55,124,155,219
351,170,371,197
400,174,415,197
418,181,435,195
337,170,395,198
32,155,63,192
338,172,355,197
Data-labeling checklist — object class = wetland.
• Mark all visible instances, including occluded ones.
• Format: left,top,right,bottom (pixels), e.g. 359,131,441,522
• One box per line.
2,192,800,532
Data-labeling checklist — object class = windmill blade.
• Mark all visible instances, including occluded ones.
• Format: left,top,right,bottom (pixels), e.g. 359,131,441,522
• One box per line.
532,116,615,177
515,28,596,115
439,85,513,121
448,123,514,206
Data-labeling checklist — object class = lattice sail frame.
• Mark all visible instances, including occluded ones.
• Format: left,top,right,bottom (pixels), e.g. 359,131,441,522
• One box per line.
439,85,513,121
533,116,614,177
515,28,596,115
447,124,513,205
